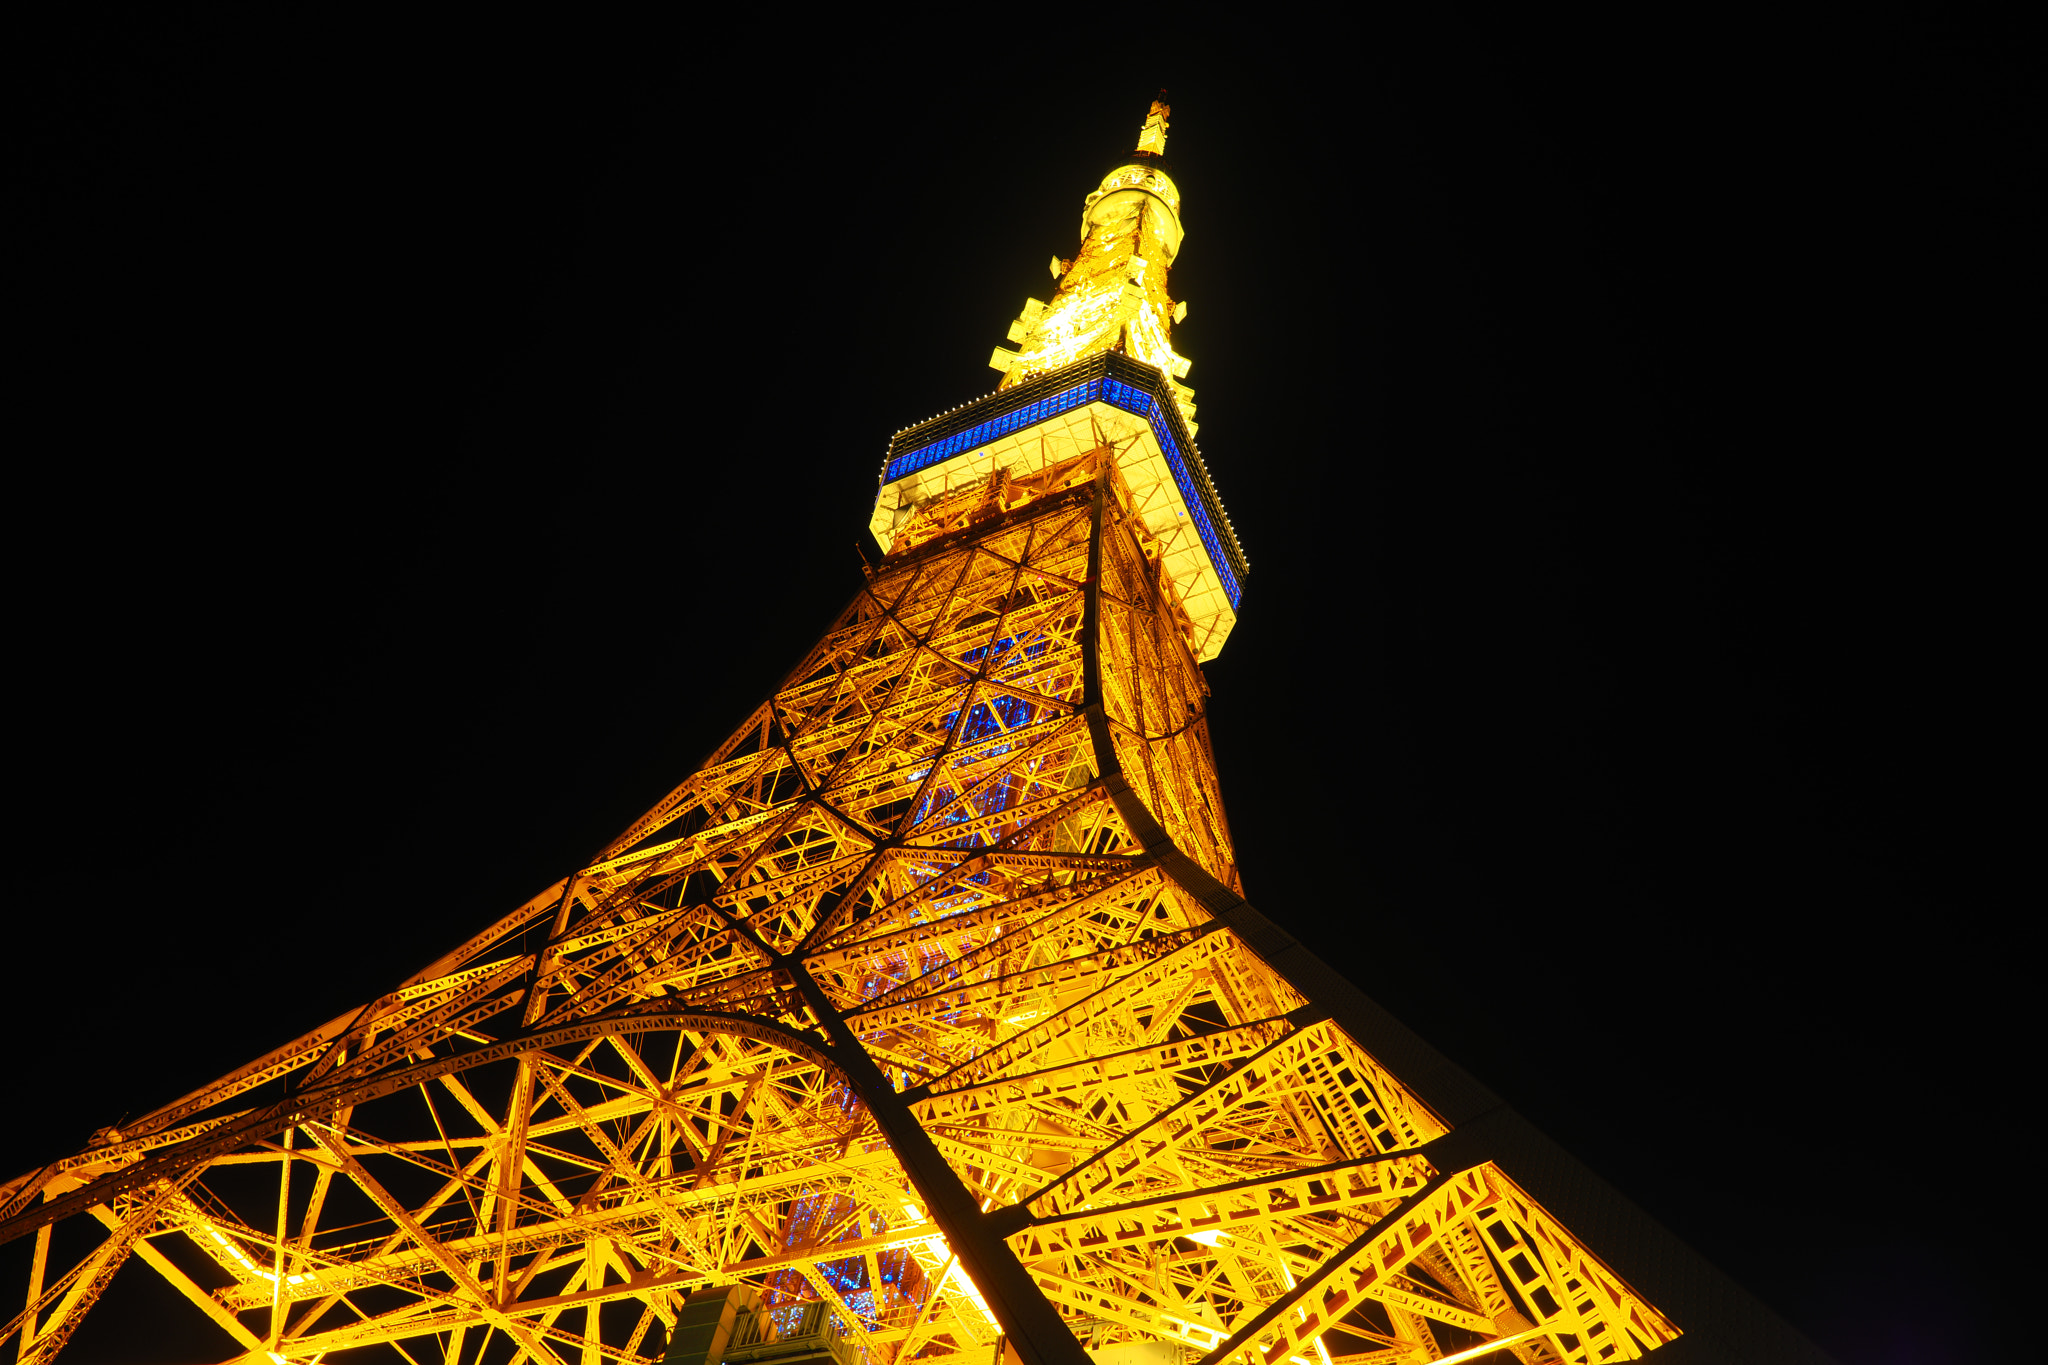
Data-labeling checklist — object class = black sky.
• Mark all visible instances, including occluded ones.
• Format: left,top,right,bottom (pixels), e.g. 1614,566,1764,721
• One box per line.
10,11,2039,1364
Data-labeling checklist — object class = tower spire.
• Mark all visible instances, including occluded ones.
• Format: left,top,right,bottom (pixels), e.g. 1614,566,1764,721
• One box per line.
1135,96,1169,156
988,100,1195,430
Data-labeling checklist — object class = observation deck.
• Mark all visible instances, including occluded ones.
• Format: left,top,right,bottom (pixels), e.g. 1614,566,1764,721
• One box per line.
872,353,1247,661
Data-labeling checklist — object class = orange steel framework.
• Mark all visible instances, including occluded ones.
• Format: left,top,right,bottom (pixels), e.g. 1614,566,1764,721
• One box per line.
1,103,1817,1365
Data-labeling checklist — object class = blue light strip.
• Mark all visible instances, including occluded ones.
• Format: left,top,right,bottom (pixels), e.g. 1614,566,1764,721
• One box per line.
884,377,1243,607
884,379,1104,482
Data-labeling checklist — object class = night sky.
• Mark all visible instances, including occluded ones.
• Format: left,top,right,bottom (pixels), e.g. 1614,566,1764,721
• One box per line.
11,13,2037,1364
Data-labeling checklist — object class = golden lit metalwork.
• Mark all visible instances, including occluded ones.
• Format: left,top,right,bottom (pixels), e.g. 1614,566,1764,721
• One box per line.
0,105,1683,1365
992,102,1196,433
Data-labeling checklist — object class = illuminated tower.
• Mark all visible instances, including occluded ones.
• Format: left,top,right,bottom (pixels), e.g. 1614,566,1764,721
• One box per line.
1,102,1810,1365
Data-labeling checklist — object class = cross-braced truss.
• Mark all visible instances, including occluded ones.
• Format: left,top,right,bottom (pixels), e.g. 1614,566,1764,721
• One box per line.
0,452,1678,1364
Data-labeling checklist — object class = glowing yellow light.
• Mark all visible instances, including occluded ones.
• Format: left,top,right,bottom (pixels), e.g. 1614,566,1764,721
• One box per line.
944,1258,1000,1330
993,104,1190,394
1188,1229,1228,1246
1428,1327,1549,1365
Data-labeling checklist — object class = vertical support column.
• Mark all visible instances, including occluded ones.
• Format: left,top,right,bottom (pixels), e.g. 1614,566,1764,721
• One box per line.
495,1059,534,1303
269,1125,292,1348
789,970,1092,1365
18,1222,50,1362
1078,467,1121,786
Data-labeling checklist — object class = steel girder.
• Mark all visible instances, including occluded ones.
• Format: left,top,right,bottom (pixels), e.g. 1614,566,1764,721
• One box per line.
1,461,1695,1364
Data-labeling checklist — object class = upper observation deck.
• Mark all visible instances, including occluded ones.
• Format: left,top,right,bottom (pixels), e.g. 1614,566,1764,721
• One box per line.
871,352,1245,662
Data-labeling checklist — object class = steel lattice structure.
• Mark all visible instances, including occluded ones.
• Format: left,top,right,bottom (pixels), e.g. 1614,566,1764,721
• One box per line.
3,102,1816,1365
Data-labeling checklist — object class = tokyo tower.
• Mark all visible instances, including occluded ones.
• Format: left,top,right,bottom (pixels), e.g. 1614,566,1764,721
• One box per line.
1,101,1819,1365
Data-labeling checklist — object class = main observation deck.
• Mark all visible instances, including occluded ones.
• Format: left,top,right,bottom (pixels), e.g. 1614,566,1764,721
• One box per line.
871,353,1248,661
